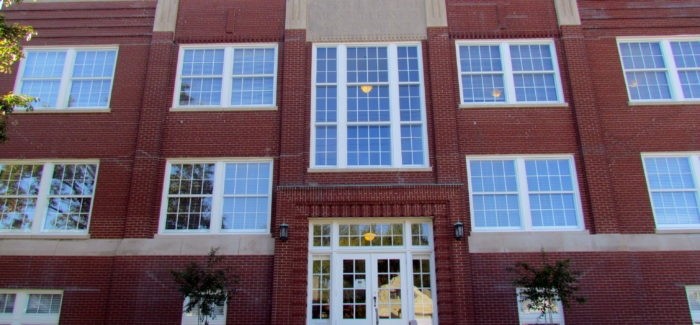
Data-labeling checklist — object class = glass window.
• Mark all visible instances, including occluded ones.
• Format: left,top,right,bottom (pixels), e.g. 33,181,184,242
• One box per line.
311,44,428,168
0,162,98,234
642,154,700,229
467,156,583,231
161,160,273,233
17,48,117,109
0,290,62,325
516,288,564,325
456,40,563,105
618,38,700,102
687,286,700,324
175,45,277,108
310,258,331,320
181,296,226,325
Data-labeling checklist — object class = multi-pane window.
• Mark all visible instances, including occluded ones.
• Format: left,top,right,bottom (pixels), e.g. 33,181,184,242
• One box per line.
456,40,563,105
311,43,428,168
642,154,700,229
0,162,98,234
160,160,272,233
618,38,700,101
174,45,277,108
181,297,226,325
16,48,117,109
687,286,700,324
516,288,564,325
0,290,62,325
467,156,583,231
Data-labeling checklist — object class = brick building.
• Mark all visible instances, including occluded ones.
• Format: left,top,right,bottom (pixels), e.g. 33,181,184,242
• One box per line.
0,0,698,324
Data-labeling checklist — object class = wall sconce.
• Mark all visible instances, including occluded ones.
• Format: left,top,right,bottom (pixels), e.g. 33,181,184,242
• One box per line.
454,221,464,240
279,223,289,241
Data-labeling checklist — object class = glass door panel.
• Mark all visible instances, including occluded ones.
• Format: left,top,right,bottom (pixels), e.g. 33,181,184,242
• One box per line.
342,259,368,321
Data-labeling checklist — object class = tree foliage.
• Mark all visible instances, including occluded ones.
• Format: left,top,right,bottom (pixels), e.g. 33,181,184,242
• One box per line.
171,248,236,325
0,0,36,142
510,253,586,323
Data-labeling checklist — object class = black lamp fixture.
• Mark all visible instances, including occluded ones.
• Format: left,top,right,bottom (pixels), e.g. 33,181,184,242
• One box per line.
279,223,289,241
454,221,464,240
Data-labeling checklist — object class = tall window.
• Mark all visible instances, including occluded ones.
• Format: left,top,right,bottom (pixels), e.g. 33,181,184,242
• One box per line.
0,162,98,234
0,290,63,325
311,43,428,168
159,160,272,233
618,38,700,102
466,156,583,231
174,44,278,108
456,40,563,105
642,154,700,229
16,48,117,109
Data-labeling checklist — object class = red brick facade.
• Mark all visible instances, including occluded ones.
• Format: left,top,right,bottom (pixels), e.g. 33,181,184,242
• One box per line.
0,0,698,324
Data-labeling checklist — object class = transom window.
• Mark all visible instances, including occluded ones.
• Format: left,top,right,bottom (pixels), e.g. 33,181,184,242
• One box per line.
311,220,432,249
16,47,117,109
456,40,563,105
0,290,63,325
159,160,272,233
642,154,700,229
466,156,583,231
174,44,277,108
618,38,700,102
0,162,98,234
311,43,428,168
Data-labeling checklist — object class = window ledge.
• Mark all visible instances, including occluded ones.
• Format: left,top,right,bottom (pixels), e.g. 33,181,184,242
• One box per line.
307,167,433,173
459,102,569,109
15,108,110,114
655,228,700,234
170,106,278,112
628,100,700,106
0,233,90,240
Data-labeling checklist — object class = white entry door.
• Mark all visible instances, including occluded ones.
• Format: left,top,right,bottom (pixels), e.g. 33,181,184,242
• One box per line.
333,254,408,325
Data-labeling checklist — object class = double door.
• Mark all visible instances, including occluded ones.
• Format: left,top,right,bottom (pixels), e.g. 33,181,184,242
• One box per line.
333,253,408,325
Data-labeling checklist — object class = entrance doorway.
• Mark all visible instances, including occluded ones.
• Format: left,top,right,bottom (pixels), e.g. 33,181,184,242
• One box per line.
307,219,437,325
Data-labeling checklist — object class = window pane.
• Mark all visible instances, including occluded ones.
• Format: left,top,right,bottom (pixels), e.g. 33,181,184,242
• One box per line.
400,125,424,165
529,193,578,227
179,77,222,106
399,85,422,122
513,73,558,102
23,51,66,78
223,162,270,195
625,71,672,100
459,45,502,72
165,163,215,230
461,74,506,103
472,194,521,228
619,42,665,69
315,126,338,166
21,80,61,108
69,80,112,107
231,76,274,105
347,85,390,122
26,294,62,314
469,160,517,192
643,157,700,226
671,41,700,68
222,197,268,230
316,86,337,122
45,197,92,230
651,192,700,225
346,46,388,83
0,294,15,313
72,50,116,78
347,126,391,166
0,164,42,231
312,224,331,247
316,47,337,83
412,258,434,323
182,49,224,76
166,197,213,230
525,159,573,192
179,49,224,106
221,162,271,231
411,223,430,246
644,157,694,190
311,259,331,319
232,48,275,75
510,44,554,71
678,70,700,99
397,46,420,82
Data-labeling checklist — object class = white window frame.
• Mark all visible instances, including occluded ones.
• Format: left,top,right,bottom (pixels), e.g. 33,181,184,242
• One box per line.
0,160,99,235
687,286,700,324
158,159,273,234
309,42,430,170
466,155,584,232
641,152,700,230
0,289,63,325
181,296,226,325
617,36,700,103
172,44,278,110
455,39,565,106
516,288,565,325
14,46,118,110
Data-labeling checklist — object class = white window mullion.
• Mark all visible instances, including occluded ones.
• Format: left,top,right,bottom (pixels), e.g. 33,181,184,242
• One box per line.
210,162,226,234
221,47,234,107
56,50,76,109
337,45,348,168
691,156,700,217
661,41,685,100
33,163,54,233
387,45,402,168
515,159,532,230
501,43,517,103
